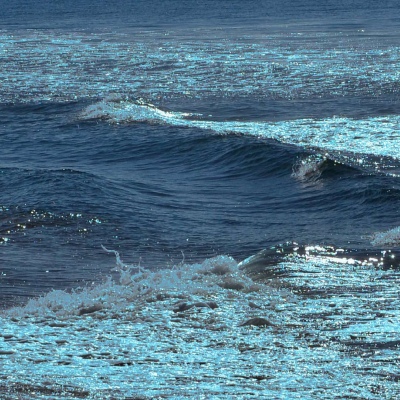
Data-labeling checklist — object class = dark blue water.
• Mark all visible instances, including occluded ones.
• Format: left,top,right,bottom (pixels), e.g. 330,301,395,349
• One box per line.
1,0,400,308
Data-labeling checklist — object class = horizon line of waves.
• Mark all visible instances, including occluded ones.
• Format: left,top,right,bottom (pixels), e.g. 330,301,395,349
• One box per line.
80,98,400,167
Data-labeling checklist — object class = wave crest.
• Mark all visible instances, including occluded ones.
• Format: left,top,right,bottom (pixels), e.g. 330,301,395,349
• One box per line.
4,249,261,319
291,154,328,183
79,98,400,175
80,96,194,124
371,226,400,246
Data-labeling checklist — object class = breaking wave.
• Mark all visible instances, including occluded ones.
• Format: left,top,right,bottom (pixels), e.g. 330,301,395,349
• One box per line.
291,154,328,183
4,249,256,319
80,97,400,174
1,243,400,399
371,225,400,246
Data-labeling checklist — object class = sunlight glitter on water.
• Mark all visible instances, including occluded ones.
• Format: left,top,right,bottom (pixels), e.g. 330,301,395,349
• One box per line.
1,29,399,104
1,249,399,399
81,98,400,170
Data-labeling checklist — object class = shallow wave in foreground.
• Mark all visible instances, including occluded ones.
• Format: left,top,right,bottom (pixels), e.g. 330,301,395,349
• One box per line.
1,245,399,399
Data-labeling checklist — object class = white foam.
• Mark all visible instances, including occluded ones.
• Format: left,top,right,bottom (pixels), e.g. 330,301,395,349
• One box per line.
291,155,327,183
80,96,193,124
371,225,400,246
4,251,253,319
1,249,399,399
0,253,282,398
80,98,400,164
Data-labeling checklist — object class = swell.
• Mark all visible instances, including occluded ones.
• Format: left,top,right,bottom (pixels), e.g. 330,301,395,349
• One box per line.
0,166,114,211
79,98,400,174
2,100,400,306
93,130,297,181
3,106,400,250
77,99,400,248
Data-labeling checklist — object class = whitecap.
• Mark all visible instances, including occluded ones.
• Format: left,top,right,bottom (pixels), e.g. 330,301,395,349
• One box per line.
80,98,400,169
291,154,327,183
371,226,400,246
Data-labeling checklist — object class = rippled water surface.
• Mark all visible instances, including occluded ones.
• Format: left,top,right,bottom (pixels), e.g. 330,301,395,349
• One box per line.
1,0,400,398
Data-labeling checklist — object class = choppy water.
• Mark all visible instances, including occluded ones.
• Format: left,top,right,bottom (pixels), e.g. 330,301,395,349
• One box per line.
1,0,400,398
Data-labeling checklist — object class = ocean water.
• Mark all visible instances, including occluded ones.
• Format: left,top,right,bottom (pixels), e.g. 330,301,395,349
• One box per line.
1,0,400,398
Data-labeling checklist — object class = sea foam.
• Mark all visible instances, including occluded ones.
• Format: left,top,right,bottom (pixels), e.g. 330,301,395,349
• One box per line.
80,98,400,168
4,250,256,320
291,154,327,183
371,225,400,246
1,247,399,399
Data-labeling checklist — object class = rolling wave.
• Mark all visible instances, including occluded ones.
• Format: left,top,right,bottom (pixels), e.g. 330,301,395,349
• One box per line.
80,97,400,174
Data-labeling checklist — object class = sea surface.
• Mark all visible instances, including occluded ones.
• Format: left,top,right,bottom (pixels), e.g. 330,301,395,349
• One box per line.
1,0,400,398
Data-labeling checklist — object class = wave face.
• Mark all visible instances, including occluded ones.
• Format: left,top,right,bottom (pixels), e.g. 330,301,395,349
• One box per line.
2,100,400,308
1,0,400,398
81,97,400,173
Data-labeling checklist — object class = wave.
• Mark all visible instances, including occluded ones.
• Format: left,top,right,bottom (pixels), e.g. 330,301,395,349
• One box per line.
80,98,400,174
238,242,400,279
291,154,328,183
4,250,254,319
1,244,399,398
